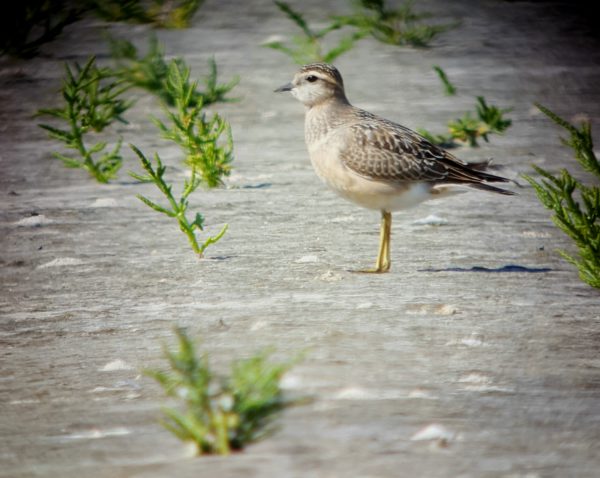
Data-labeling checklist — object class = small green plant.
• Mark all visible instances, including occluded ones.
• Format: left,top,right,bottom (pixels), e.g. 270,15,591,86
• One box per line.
130,145,227,257
264,1,363,65
476,96,513,136
446,112,487,147
418,67,512,148
523,104,600,288
87,0,203,28
433,65,456,95
108,35,238,107
448,97,512,147
336,0,454,48
37,56,132,182
0,1,80,58
153,60,234,188
146,327,298,455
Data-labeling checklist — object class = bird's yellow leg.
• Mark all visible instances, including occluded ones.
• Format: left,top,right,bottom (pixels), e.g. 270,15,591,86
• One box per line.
355,211,392,273
377,211,392,272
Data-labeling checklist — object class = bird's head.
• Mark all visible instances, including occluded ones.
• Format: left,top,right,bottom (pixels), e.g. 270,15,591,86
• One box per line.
275,63,347,107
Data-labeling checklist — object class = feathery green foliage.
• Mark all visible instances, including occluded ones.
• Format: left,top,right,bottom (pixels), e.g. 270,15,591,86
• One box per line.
125,51,234,254
108,35,239,107
523,104,600,288
336,0,455,47
153,60,234,188
146,327,298,455
264,1,364,65
418,67,512,148
130,145,227,256
37,56,132,182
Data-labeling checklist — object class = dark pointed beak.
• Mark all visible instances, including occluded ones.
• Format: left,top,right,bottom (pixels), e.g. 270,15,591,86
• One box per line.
274,82,293,93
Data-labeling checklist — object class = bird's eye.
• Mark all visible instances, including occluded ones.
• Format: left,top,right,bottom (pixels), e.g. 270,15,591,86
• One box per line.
306,75,318,83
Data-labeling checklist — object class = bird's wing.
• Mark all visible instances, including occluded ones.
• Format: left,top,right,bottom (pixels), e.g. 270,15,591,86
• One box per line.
339,112,504,186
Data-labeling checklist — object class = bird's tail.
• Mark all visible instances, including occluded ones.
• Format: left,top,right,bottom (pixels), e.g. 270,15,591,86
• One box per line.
469,182,515,196
460,159,516,195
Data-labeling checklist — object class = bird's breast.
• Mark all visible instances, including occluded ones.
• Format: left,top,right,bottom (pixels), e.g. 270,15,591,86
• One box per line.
305,127,347,183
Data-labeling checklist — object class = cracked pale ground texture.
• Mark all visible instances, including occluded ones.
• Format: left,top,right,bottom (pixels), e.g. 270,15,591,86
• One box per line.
1,1,599,477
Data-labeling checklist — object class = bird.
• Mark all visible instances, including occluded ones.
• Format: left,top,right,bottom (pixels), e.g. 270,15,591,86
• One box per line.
275,63,514,273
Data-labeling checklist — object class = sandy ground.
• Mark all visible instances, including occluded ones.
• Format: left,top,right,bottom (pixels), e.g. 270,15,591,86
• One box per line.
1,1,600,477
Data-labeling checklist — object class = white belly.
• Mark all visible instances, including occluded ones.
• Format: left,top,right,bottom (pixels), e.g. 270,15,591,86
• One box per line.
307,140,434,212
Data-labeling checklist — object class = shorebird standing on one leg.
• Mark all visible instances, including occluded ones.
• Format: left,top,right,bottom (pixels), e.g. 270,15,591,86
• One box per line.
275,63,514,273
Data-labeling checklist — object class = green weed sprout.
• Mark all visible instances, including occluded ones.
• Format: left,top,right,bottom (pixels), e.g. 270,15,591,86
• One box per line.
146,327,298,455
418,67,512,148
264,1,363,65
153,60,234,188
88,0,203,28
37,56,132,182
108,35,238,107
433,65,456,95
423,97,511,147
446,112,486,147
523,104,600,288
130,145,227,257
475,96,512,137
336,0,454,48
446,97,512,147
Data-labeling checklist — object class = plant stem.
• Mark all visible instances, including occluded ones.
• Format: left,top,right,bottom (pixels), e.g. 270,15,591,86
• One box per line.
130,145,227,257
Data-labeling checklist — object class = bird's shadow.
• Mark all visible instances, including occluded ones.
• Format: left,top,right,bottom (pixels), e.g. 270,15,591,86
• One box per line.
419,264,552,273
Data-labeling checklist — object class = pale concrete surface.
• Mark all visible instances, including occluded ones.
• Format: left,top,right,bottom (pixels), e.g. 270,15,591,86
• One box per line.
1,1,599,477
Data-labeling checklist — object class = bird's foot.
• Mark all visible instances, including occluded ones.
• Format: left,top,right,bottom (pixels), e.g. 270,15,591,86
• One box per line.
350,263,391,274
